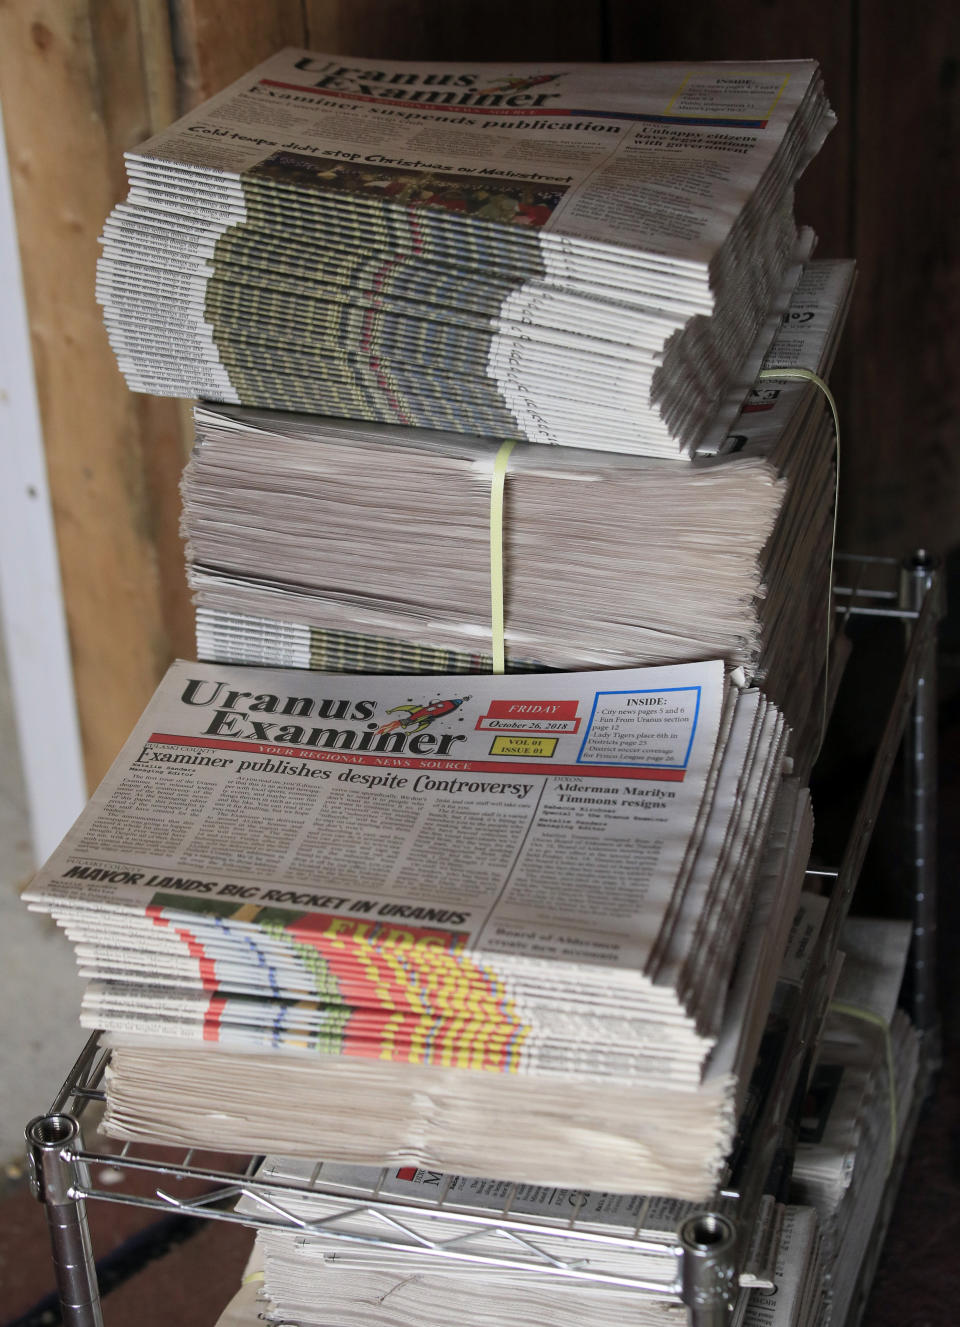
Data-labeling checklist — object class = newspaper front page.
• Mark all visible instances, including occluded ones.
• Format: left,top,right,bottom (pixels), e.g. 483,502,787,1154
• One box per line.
27,659,724,975
98,50,833,453
123,50,823,262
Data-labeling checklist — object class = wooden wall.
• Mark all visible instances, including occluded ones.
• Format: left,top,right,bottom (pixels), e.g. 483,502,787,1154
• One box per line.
0,0,957,785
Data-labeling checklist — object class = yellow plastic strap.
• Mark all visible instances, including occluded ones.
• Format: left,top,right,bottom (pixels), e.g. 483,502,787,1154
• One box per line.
241,1270,266,1286
829,1000,898,1174
489,438,519,674
757,368,840,758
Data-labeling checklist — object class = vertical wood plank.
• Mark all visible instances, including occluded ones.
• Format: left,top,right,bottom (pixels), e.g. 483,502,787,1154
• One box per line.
0,0,190,787
303,0,603,62
169,0,307,110
0,0,311,787
847,0,960,554
133,0,179,131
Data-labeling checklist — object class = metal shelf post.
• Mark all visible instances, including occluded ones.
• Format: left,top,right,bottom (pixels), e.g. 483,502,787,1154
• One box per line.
26,1113,103,1327
899,550,942,1053
678,1212,739,1327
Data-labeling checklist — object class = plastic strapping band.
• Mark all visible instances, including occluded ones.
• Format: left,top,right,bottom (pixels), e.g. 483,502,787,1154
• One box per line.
828,1000,898,1175
757,368,840,758
489,438,518,674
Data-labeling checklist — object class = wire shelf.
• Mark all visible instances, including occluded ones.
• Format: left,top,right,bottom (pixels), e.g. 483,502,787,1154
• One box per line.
39,1030,760,1298
25,552,942,1327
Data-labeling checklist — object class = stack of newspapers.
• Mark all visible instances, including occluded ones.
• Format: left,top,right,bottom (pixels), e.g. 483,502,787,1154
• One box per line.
32,44,867,1325
184,260,852,760
206,895,836,1327
231,1158,768,1327
742,1206,827,1327
97,49,834,456
221,1196,826,1327
212,891,834,1327
212,878,835,1327
25,655,812,1199
220,1162,826,1327
789,916,919,1325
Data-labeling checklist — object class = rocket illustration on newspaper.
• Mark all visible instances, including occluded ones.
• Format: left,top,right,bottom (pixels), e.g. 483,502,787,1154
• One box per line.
375,697,466,735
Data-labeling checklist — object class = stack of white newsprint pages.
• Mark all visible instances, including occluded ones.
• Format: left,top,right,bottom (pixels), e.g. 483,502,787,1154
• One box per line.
185,260,852,753
96,49,835,457
225,1162,827,1327
789,916,919,1326
233,1158,757,1327
24,656,812,1199
221,1194,828,1327
217,1210,826,1327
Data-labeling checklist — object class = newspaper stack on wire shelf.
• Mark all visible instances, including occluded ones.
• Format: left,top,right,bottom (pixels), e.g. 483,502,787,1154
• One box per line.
97,49,834,457
208,889,834,1326
24,655,813,1200
184,260,851,769
210,894,834,1326
233,1162,770,1327
788,916,919,1326
227,1185,826,1327
219,1216,827,1327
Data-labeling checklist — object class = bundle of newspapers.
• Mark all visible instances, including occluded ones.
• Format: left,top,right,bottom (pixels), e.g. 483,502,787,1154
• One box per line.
97,49,835,456
216,1206,826,1327
232,1159,758,1327
789,915,919,1326
218,1165,826,1327
184,260,852,762
25,655,812,1198
208,897,838,1327
209,885,831,1327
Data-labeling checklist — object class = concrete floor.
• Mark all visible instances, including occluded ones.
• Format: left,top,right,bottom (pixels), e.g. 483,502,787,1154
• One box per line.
0,624,85,1181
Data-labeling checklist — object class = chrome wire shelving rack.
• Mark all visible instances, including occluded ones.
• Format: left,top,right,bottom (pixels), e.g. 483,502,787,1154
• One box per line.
25,552,943,1327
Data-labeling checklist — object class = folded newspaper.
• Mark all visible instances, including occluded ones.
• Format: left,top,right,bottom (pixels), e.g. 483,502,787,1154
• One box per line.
97,49,834,456
25,657,810,1196
185,260,852,762
217,1202,824,1326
